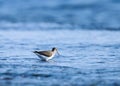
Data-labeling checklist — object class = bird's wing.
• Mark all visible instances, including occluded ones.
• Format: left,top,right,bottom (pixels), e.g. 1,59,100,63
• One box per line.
37,51,52,57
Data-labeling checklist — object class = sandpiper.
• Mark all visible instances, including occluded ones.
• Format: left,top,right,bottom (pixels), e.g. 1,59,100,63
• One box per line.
33,47,59,61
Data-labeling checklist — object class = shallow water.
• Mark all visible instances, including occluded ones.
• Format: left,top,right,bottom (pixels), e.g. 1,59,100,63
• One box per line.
0,0,120,85
0,30,120,86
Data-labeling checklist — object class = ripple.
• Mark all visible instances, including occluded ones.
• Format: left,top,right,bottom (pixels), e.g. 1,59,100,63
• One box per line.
31,73,51,78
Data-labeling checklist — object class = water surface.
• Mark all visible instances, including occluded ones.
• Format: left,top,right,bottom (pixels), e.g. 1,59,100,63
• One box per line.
0,30,120,86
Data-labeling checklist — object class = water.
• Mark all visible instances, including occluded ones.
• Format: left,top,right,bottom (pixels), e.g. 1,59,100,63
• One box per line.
0,0,120,86
0,30,120,86
0,0,120,30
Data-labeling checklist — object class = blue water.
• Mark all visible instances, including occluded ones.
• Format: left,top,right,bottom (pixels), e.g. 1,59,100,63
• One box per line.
0,0,120,30
0,0,120,86
0,30,120,86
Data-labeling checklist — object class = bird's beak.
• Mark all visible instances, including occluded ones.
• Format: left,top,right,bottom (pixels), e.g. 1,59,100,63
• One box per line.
56,49,60,56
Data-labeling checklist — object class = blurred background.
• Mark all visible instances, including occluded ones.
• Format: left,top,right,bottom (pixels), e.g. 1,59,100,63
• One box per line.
0,0,120,86
0,0,120,30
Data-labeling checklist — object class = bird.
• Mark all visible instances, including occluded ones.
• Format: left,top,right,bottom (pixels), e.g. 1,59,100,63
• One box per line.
33,47,59,61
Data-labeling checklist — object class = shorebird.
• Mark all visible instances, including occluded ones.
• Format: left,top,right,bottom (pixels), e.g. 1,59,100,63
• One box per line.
33,47,59,61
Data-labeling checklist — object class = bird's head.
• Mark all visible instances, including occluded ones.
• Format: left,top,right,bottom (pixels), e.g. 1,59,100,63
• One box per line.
52,47,60,55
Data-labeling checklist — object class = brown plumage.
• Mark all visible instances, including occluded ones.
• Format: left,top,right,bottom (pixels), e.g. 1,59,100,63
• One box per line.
33,47,59,61
33,50,52,57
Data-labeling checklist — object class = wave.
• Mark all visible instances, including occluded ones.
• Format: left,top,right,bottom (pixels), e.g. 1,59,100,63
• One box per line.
0,0,120,30
0,22,120,31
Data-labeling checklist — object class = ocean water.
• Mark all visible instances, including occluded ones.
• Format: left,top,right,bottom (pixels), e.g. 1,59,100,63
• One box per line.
0,0,120,30
0,30,120,86
0,0,120,86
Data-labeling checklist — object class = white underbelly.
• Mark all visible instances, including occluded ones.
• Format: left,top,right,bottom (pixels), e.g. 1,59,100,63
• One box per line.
35,53,55,61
